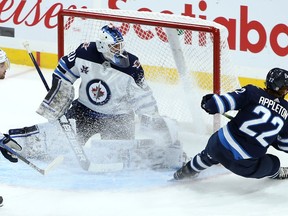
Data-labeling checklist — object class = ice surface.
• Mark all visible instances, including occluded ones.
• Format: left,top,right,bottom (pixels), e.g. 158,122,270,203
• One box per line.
1,64,288,216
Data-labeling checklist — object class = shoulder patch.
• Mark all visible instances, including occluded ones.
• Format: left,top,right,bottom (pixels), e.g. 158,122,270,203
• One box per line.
132,59,141,69
81,42,90,50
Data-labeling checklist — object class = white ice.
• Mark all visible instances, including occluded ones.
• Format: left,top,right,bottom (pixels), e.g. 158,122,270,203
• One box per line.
1,64,288,216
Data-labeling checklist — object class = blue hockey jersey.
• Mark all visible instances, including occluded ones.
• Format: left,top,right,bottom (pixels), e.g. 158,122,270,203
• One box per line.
205,85,288,159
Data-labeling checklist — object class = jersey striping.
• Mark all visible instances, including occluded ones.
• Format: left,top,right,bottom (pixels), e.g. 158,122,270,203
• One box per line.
53,42,158,116
205,85,288,159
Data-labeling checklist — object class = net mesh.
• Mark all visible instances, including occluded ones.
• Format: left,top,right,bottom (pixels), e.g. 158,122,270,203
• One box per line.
60,9,240,132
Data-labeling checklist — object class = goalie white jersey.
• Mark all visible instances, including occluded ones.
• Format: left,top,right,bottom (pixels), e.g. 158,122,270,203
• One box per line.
54,42,158,116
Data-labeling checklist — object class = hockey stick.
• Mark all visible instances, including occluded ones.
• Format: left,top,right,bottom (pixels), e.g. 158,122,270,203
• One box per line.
223,113,233,120
23,41,123,173
0,140,64,175
23,41,50,91
58,115,123,172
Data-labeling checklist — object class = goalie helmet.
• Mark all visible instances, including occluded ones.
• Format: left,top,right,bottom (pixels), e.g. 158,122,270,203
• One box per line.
96,24,127,64
265,67,288,97
0,49,10,71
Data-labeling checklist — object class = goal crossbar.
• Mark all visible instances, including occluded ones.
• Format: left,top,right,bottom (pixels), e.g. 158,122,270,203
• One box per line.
57,9,221,93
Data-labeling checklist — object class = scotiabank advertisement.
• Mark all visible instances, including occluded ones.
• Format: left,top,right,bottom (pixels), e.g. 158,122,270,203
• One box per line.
0,0,287,77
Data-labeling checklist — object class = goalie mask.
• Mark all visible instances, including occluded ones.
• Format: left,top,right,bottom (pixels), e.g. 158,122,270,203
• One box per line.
96,24,128,65
0,49,10,74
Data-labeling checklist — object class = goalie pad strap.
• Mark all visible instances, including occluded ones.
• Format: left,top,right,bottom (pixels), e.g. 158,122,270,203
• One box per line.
9,125,39,138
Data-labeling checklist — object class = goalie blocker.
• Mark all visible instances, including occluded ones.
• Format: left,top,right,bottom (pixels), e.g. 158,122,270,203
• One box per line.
37,75,74,121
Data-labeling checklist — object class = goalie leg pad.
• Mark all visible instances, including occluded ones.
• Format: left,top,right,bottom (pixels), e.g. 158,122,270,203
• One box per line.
139,114,185,168
87,138,185,170
9,125,48,159
8,122,71,160
140,114,179,144
37,76,74,121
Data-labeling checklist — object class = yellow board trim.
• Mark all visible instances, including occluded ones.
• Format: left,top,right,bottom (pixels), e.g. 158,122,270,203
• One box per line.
3,47,266,91
238,77,265,88
2,47,58,69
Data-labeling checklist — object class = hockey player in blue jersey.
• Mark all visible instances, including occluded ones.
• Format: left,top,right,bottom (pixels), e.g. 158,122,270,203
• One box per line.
11,23,158,148
174,67,288,180
36,23,159,144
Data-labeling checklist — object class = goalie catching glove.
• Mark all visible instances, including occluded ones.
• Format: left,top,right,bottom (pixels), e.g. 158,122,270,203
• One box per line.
37,75,74,121
0,133,22,163
139,114,179,145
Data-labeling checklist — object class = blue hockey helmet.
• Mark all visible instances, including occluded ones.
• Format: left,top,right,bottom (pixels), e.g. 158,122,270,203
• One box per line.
266,68,288,91
96,24,126,63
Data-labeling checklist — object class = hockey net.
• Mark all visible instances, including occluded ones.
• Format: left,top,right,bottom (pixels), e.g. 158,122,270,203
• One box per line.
57,9,240,134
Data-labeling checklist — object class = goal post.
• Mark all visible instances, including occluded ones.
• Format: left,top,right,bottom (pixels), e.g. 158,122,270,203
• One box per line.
57,8,240,134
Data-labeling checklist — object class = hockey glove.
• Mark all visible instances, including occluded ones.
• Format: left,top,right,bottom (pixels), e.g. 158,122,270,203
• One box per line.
0,134,22,163
37,75,74,121
201,94,214,114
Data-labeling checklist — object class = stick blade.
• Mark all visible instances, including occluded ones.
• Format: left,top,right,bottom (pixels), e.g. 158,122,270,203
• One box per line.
43,155,64,175
88,162,124,173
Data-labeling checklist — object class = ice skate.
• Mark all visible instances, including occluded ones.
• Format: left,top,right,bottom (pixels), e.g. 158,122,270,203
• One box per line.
173,161,199,180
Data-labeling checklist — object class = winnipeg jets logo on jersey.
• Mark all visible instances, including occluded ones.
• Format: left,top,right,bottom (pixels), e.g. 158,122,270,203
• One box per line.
86,79,111,105
81,65,89,74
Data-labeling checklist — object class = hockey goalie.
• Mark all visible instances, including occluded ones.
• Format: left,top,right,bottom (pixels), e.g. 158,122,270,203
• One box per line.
8,24,185,170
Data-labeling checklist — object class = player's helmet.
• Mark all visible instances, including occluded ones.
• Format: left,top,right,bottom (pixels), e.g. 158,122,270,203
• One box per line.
0,49,10,70
266,68,288,91
96,24,126,63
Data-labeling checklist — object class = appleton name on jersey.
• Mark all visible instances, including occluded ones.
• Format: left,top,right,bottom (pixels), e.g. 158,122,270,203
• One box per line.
54,42,158,116
205,84,288,159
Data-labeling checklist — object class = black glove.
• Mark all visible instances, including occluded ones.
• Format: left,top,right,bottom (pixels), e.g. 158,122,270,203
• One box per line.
0,134,22,163
201,94,214,113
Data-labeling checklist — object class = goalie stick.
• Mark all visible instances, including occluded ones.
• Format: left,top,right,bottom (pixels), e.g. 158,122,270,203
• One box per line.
23,41,123,173
0,140,64,175
58,115,123,172
22,42,50,92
